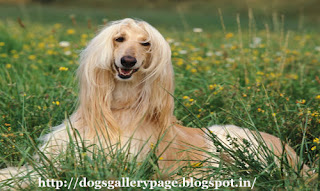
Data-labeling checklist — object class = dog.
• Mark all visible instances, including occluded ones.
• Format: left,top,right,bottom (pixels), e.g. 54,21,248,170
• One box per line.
0,18,310,187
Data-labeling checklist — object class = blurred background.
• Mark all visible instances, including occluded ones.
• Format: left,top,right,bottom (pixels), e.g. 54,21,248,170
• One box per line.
0,0,319,31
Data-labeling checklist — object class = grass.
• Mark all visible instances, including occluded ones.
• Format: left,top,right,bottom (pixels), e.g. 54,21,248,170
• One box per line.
0,5,319,190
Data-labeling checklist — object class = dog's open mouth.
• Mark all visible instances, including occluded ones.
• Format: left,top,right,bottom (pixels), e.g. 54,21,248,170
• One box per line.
115,64,139,79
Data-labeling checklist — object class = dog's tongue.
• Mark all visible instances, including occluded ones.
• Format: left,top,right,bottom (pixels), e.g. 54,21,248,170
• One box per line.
119,68,133,76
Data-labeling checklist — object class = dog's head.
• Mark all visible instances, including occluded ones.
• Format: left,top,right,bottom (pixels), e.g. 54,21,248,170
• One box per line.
80,18,172,82
78,19,175,135
112,22,151,80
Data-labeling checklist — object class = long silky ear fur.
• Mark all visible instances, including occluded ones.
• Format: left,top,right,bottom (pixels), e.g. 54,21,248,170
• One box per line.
75,22,122,142
137,21,176,133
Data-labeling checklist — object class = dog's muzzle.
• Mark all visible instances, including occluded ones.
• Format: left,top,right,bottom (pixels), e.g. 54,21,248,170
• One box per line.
114,56,140,79
115,65,139,79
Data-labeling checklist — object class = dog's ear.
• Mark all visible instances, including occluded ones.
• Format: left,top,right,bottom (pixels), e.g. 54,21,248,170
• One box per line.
141,22,172,80
78,23,120,86
76,23,121,140
139,21,175,130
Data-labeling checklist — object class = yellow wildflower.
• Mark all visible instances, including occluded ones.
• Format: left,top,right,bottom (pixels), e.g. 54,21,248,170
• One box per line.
312,111,319,117
259,44,266,48
313,138,319,144
257,71,264,76
159,157,163,160
67,29,75,35
47,50,54,55
214,60,221,64
0,42,5,46
189,98,194,102
81,152,87,157
183,96,189,100
59,67,68,71
288,74,298,80
311,146,316,151
209,84,216,90
184,103,191,107
28,55,36,60
38,42,45,49
81,34,88,39
316,95,320,100
191,162,203,168
296,99,306,104
191,68,197,73
5,64,11,69
54,23,62,29
52,101,60,105
225,33,234,39
176,58,183,66
272,113,276,117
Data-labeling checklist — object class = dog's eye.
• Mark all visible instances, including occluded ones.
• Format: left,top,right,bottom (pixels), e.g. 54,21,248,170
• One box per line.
140,42,150,46
115,37,125,42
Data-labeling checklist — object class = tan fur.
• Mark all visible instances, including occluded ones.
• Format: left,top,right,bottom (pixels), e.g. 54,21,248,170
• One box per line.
0,18,310,187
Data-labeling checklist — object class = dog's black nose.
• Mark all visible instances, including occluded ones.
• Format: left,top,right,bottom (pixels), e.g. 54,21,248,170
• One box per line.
121,56,137,68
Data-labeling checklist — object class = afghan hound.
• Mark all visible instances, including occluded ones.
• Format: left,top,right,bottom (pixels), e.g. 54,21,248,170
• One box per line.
0,18,310,187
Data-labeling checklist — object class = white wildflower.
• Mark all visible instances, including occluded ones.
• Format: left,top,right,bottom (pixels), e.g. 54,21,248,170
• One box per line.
193,28,203,33
206,51,214,57
192,48,200,52
226,58,235,63
253,37,262,45
166,38,175,43
59,41,70,48
179,50,187,55
214,51,223,56
250,37,262,48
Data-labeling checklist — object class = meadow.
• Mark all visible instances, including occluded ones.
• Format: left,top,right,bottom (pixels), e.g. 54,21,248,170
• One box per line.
0,4,319,190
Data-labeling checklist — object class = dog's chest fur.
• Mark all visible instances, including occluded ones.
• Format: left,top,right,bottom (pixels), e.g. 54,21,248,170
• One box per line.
110,79,158,156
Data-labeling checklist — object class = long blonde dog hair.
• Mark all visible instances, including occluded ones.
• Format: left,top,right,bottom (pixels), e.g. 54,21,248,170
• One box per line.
74,18,175,142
